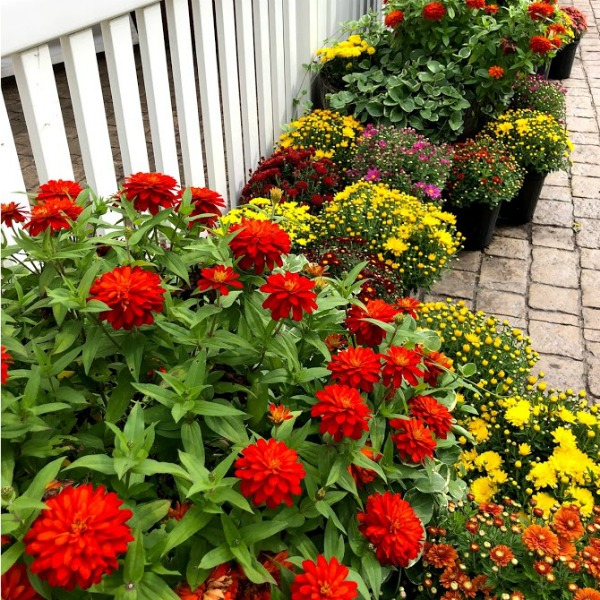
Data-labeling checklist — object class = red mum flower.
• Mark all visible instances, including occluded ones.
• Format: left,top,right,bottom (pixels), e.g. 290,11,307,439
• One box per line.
422,350,454,385
466,0,485,8
269,403,293,424
198,265,243,296
382,346,424,388
1,202,28,227
478,502,502,516
234,438,305,509
168,501,192,521
1,346,12,384
357,491,424,567
390,418,437,463
528,2,555,20
36,179,83,203
409,395,453,439
122,172,179,215
423,2,446,20
1,563,43,600
260,271,318,321
24,198,83,236
89,266,165,330
24,484,133,591
423,543,458,568
547,23,567,37
312,384,371,442
396,297,421,319
485,3,499,13
385,10,404,27
184,187,225,228
488,66,505,79
349,444,382,487
228,218,291,274
530,35,554,53
551,505,585,541
345,299,400,347
489,545,514,567
328,346,381,392
291,555,358,600
175,563,238,600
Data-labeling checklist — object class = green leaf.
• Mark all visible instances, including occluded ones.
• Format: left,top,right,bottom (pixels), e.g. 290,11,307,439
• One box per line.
209,488,253,513
106,370,135,423
181,421,205,465
64,454,116,475
205,415,248,444
21,457,64,502
361,552,382,597
138,573,179,600
134,500,171,532
198,544,235,570
0,541,24,575
324,519,345,561
124,527,145,584
129,211,173,246
161,506,213,556
240,519,289,545
53,321,83,354
123,334,146,382
192,401,245,417
82,326,102,374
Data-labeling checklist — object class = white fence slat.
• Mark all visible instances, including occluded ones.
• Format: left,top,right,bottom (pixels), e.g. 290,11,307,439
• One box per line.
268,0,287,139
317,1,329,47
283,0,299,124
135,3,180,180
253,0,274,157
0,94,27,207
293,0,317,119
60,29,117,197
214,0,245,203
11,45,74,184
191,0,227,197
101,15,150,177
165,0,205,187
234,0,260,184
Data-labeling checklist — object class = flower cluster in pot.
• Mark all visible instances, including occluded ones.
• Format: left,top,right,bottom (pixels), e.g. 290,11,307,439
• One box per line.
511,73,567,123
1,175,470,599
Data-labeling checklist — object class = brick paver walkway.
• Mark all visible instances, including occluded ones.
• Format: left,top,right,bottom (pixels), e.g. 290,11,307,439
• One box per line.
426,0,600,401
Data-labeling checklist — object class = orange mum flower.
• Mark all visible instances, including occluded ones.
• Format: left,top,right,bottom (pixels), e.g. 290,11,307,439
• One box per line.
530,35,554,53
488,66,505,79
556,536,577,559
485,4,499,13
328,346,382,392
1,563,43,600
396,297,421,319
198,265,243,296
268,403,293,424
184,186,225,228
89,266,165,330
175,563,238,600
357,491,424,567
345,299,399,347
349,444,382,487
533,560,552,575
424,543,458,568
1,346,12,384
291,555,358,600
36,179,83,203
122,172,179,215
228,218,291,274
382,346,424,388
312,384,372,442
423,2,446,20
521,524,560,556
0,202,28,227
582,543,600,579
409,395,453,439
168,500,192,521
528,2,555,20
234,438,305,509
385,9,404,27
390,418,437,463
24,484,133,591
422,349,453,385
24,197,83,236
490,544,514,567
260,271,318,321
552,505,585,541
575,589,600,600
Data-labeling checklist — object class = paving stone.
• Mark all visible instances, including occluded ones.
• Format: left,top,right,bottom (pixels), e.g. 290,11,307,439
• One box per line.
572,175,600,199
454,251,483,273
490,314,528,331
574,197,600,219
476,289,527,319
585,329,600,342
532,224,575,250
429,269,477,300
532,199,574,227
494,223,530,240
567,116,599,132
528,321,584,359
485,236,530,260
588,342,600,397
543,171,570,186
575,218,600,249
534,354,586,392
581,248,600,269
479,256,528,294
584,307,600,331
530,247,579,288
529,283,581,314
539,185,572,202
582,269,600,308
572,144,600,164
529,309,579,326
568,131,600,145
571,161,600,177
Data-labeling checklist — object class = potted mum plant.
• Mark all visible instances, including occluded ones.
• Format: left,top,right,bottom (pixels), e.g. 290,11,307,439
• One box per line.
481,108,573,224
444,136,525,249
549,5,588,80
511,73,567,123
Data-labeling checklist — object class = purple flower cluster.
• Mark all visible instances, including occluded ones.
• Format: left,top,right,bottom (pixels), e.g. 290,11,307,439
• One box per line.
511,74,567,123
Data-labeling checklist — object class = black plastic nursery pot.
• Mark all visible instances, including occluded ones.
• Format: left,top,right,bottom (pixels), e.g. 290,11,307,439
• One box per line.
536,62,551,79
549,40,580,80
447,201,502,251
500,170,547,225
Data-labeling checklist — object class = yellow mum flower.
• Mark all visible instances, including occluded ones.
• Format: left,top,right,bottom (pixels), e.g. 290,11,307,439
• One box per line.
531,492,558,518
518,443,532,456
471,477,498,504
528,461,557,489
576,411,597,426
468,418,491,443
474,451,503,473
566,486,594,516
552,426,578,448
504,399,531,428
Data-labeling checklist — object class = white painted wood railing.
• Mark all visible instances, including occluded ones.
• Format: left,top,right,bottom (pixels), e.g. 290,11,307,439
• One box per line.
1,0,378,214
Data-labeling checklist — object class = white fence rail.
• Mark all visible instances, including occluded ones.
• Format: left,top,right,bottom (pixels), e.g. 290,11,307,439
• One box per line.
1,0,379,213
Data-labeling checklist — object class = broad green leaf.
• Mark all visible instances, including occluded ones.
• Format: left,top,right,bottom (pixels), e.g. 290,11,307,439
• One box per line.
124,527,145,583
0,542,25,575
161,506,213,556
138,572,179,600
240,519,289,545
134,500,171,532
198,544,235,570
64,454,116,475
181,421,205,465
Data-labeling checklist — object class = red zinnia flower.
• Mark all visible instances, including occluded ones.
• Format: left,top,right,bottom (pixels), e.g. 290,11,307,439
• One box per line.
183,187,225,228
485,3,499,13
357,491,424,567
36,179,83,203
234,438,305,509
528,2,555,20
89,266,165,330
423,543,458,568
24,484,133,591
488,66,505,79
385,9,404,27
1,346,12,384
422,2,446,20
552,505,585,541
228,218,291,274
547,23,567,37
490,545,514,567
269,403,293,424
422,350,453,385
409,395,453,439
324,333,347,351
390,418,437,463
312,384,372,442
291,555,358,600
530,35,554,54
198,265,243,296
122,172,179,215
1,202,28,227
24,197,83,236
382,346,424,388
260,271,318,321
522,524,560,556
328,346,381,392
168,500,192,521
176,563,238,600
466,0,485,8
396,297,421,319
345,299,399,347
1,563,43,600
349,444,382,487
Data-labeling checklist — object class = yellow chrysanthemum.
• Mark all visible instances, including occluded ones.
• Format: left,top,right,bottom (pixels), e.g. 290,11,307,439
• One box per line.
474,451,503,473
471,476,498,504
531,492,558,518
505,399,532,428
518,443,532,456
468,418,491,443
566,486,594,516
552,426,578,448
528,461,557,489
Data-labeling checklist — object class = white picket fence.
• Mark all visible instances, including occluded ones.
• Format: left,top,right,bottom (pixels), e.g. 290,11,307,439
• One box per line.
1,0,380,212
